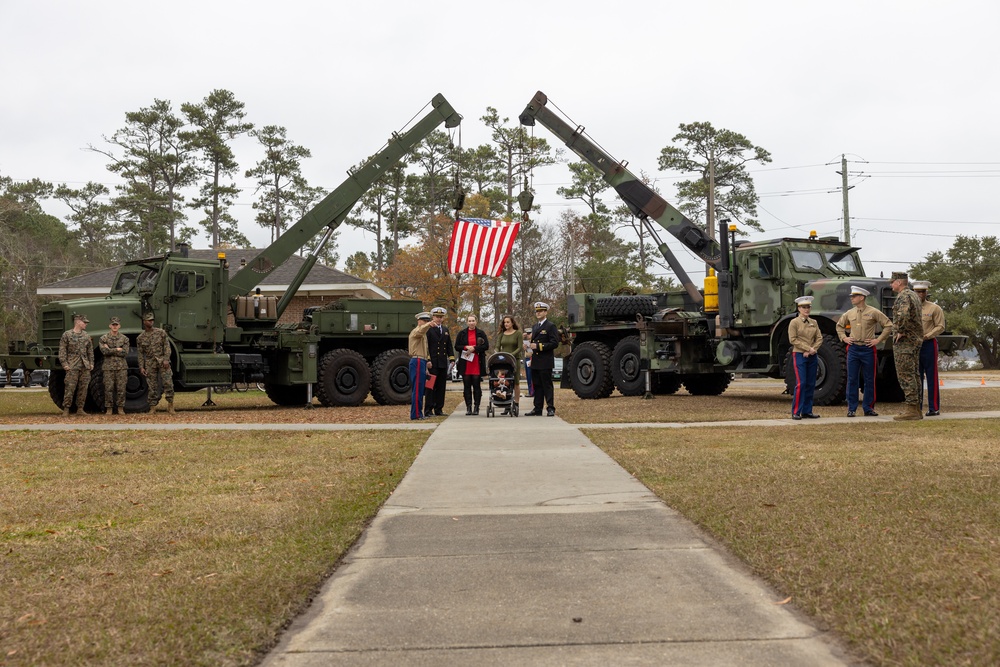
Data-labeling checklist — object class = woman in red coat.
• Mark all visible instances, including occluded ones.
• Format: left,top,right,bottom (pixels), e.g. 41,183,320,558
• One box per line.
454,314,490,415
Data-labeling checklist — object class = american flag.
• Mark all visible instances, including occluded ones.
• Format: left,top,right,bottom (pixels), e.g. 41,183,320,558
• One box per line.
447,217,520,278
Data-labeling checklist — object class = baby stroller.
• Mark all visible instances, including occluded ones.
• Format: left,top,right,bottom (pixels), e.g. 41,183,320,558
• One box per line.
485,352,518,417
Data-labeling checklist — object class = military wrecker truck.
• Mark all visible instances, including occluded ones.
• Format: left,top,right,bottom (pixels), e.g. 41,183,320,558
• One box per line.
0,94,462,413
519,91,966,405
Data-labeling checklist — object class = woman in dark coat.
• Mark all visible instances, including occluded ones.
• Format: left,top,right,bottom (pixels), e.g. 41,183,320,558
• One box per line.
454,314,490,415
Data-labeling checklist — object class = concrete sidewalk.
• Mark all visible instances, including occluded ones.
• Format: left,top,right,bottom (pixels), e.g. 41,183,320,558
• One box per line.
262,412,851,666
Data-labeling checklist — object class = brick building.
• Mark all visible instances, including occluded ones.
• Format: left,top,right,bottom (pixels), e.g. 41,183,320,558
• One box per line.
39,249,388,324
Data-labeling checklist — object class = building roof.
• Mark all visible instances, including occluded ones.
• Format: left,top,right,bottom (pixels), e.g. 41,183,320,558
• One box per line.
38,249,388,299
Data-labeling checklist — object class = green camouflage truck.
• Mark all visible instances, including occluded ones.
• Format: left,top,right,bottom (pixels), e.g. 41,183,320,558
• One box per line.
1,94,461,413
520,91,967,404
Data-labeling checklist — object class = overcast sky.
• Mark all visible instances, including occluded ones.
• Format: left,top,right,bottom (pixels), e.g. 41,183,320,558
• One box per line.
3,0,998,282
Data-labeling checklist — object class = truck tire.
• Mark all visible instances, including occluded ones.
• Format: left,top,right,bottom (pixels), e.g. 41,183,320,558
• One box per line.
595,295,657,321
650,373,682,395
875,353,905,403
317,348,371,407
86,357,150,414
611,336,645,396
371,349,411,405
46,368,104,414
682,373,732,396
569,341,614,400
264,382,309,406
783,334,847,406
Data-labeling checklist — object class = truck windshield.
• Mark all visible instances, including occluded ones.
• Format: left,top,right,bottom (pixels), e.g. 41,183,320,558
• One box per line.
825,252,861,274
790,249,824,271
113,271,139,294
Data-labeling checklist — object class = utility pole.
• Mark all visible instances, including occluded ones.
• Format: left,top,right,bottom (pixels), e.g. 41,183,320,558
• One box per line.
837,154,852,243
706,148,716,276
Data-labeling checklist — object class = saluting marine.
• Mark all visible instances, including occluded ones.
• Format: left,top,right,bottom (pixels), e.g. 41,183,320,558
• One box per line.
98,316,130,415
58,313,95,417
137,312,174,414
788,295,823,420
836,286,892,417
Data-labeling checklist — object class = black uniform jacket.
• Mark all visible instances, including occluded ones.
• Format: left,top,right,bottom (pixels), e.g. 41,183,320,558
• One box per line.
529,318,560,370
426,324,454,369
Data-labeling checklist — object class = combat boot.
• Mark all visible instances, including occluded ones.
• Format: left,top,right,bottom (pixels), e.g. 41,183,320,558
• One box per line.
62,408,70,418
893,404,923,421
167,400,175,414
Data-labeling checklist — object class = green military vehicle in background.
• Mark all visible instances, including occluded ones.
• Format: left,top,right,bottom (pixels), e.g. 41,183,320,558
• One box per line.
520,91,967,405
0,94,462,413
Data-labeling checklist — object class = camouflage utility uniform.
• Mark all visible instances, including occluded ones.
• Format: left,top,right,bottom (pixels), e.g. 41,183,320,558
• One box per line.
99,331,130,412
892,287,924,406
137,327,173,410
59,329,94,411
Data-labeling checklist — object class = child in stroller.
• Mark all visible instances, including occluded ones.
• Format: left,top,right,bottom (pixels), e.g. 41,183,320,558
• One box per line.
485,352,518,417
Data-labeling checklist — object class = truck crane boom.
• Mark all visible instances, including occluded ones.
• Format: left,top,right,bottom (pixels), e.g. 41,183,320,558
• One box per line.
519,91,722,277
228,93,462,300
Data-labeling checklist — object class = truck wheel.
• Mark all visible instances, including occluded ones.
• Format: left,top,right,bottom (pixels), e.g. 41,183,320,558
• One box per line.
87,357,150,413
595,295,657,321
264,382,309,406
86,358,106,413
570,341,614,400
875,353,905,403
371,349,411,405
784,334,847,406
682,373,732,396
650,373,682,395
611,336,644,396
48,370,69,412
317,349,371,407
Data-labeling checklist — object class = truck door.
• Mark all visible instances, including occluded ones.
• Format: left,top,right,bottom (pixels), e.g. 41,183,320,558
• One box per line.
738,251,781,328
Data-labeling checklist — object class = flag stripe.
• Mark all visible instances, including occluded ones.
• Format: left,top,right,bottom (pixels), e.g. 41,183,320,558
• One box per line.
447,218,520,278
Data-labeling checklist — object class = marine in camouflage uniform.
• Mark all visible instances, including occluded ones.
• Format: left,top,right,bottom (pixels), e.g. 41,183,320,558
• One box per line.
58,314,95,417
890,271,924,421
99,317,130,414
137,313,174,413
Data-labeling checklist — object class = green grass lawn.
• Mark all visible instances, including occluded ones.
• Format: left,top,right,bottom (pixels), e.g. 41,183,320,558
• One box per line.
0,430,425,666
588,420,1000,666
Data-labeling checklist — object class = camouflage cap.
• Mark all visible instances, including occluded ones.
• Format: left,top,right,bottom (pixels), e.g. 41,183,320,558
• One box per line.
142,312,155,321
890,271,909,282
73,313,89,323
109,317,121,325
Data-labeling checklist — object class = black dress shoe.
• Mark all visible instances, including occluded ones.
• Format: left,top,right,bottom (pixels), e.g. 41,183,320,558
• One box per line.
864,410,879,417
803,413,820,419
847,411,856,417
435,410,445,416
792,414,802,420
926,410,940,416
546,408,555,417
524,409,542,416
466,407,473,415
473,407,480,415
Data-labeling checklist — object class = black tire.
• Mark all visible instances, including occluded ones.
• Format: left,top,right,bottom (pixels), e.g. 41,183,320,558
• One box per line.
569,341,614,400
87,357,105,413
682,373,732,396
370,349,411,406
595,295,657,321
264,382,309,406
48,370,69,412
316,349,371,407
611,336,645,396
783,334,847,406
88,355,150,413
876,353,905,403
650,373,682,395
